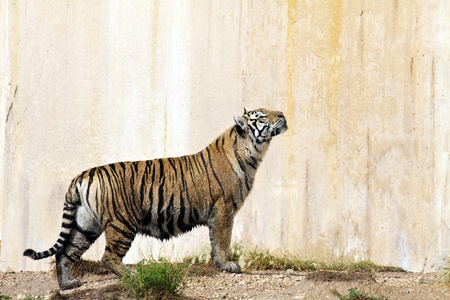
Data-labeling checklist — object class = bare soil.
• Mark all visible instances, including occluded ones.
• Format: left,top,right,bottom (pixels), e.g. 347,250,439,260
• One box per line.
1,264,450,299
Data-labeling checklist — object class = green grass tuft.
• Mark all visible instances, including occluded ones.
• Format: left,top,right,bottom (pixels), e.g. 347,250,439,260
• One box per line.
332,287,388,300
439,255,450,284
120,258,188,299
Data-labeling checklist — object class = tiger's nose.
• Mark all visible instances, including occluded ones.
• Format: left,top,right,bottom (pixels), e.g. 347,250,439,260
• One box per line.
277,112,284,118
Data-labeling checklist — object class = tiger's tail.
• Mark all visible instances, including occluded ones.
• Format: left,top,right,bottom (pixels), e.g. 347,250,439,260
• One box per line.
23,183,80,260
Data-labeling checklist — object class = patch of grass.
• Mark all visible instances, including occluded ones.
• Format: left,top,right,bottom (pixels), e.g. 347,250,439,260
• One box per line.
241,248,402,273
324,259,404,273
120,258,189,299
332,287,388,300
439,255,450,284
0,295,12,300
241,248,317,271
184,242,404,273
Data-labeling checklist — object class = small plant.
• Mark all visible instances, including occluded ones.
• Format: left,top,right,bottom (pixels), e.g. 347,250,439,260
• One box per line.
439,255,450,284
241,248,318,271
332,287,388,300
0,295,12,300
120,258,188,299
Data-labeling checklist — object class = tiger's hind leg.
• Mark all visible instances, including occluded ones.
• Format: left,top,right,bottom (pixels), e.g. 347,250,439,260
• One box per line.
56,206,102,290
101,224,136,277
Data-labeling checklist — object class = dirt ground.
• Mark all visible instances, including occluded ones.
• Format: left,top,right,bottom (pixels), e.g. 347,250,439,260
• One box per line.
1,265,450,300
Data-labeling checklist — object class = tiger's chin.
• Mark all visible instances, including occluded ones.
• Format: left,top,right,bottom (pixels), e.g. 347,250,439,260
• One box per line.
271,124,288,136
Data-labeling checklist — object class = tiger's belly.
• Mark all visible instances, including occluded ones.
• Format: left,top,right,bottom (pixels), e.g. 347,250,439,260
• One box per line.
138,220,199,240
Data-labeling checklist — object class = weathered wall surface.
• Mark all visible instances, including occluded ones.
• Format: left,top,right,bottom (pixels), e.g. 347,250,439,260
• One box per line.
1,0,449,272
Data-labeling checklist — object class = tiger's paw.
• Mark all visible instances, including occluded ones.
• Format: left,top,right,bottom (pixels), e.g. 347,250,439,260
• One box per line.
221,261,241,273
59,278,83,290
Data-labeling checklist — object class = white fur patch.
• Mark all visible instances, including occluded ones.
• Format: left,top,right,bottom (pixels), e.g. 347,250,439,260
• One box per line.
76,206,99,231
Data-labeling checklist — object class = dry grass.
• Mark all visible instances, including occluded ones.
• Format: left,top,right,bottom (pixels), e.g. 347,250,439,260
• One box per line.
184,243,404,273
439,256,450,284
240,247,403,273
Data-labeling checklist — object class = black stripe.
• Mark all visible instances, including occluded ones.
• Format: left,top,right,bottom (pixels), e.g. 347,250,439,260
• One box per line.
113,239,132,247
186,156,200,194
191,154,202,173
168,158,178,179
85,167,97,204
159,229,170,240
193,207,200,222
62,222,71,229
177,193,187,232
74,224,99,244
62,213,74,220
156,177,165,229
140,161,152,207
205,147,225,198
230,126,236,137
215,138,220,150
110,223,135,241
166,194,175,235
60,232,70,239
247,155,258,169
199,150,214,201
126,163,140,224
143,163,156,225
158,159,164,180
56,238,66,245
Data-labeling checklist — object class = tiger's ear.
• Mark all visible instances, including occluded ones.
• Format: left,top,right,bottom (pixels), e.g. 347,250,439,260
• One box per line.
234,115,247,136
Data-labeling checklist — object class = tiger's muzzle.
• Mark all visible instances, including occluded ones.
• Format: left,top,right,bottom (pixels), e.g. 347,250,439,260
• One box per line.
271,112,288,136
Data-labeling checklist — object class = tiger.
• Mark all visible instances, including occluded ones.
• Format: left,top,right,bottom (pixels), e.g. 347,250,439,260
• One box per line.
23,108,288,290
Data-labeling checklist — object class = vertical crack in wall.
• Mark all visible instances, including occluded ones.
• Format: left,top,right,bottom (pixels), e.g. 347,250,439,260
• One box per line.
282,0,298,250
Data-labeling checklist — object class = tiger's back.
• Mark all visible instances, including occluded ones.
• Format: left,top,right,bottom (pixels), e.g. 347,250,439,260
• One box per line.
77,125,251,238
23,108,287,290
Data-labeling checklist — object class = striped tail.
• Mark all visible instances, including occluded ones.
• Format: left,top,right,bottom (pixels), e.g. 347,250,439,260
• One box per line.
23,187,79,260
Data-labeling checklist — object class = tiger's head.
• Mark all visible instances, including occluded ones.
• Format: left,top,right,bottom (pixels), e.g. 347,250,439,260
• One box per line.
234,108,288,150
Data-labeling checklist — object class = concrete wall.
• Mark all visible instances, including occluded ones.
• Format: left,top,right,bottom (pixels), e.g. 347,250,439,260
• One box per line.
1,0,449,272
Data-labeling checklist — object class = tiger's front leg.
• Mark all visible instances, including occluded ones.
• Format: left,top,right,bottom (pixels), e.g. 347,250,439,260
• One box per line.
207,204,241,273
